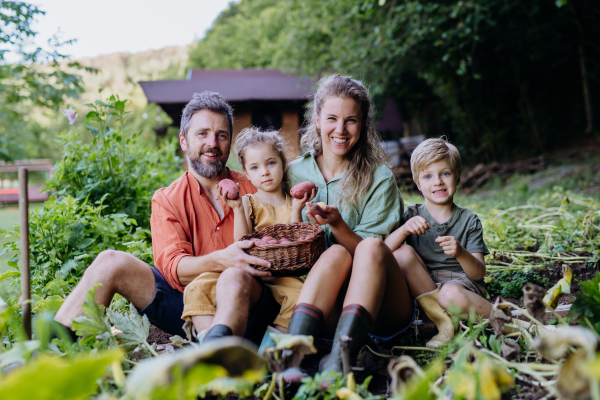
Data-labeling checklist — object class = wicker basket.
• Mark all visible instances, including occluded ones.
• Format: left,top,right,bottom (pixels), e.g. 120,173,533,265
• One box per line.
239,222,326,276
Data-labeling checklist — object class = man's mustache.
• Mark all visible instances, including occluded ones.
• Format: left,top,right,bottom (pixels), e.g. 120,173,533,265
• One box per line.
199,147,224,158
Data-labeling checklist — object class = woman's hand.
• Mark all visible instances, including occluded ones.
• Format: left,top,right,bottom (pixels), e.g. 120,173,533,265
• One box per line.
218,184,243,210
305,204,343,227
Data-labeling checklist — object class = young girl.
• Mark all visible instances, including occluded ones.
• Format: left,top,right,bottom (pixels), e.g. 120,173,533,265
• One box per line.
218,127,315,339
221,127,314,241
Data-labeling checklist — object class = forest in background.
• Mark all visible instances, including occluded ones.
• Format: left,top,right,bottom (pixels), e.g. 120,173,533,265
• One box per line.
189,0,600,161
2,0,599,165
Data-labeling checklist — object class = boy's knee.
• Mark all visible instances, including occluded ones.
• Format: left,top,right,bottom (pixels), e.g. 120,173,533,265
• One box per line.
393,244,419,269
438,283,468,310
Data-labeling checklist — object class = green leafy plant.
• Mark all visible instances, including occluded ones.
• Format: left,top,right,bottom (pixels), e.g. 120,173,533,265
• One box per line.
45,93,182,228
571,272,600,332
486,270,550,299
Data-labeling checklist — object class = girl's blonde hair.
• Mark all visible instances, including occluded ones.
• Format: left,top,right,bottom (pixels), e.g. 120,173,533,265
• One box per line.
235,125,288,173
301,74,391,209
410,137,462,184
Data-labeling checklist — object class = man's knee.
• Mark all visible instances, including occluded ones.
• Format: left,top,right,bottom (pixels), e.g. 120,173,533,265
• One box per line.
84,250,140,284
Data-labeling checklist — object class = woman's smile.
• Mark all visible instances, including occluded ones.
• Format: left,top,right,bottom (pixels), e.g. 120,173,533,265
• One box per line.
317,96,362,159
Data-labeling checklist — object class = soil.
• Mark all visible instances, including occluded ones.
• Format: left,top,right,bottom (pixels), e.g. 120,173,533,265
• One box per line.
147,325,172,345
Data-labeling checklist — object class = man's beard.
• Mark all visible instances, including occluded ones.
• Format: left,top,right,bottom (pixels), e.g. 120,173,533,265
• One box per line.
187,148,227,179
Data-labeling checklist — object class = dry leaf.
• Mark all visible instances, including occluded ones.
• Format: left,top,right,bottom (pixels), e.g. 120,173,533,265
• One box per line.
523,284,547,321
532,326,597,360
489,297,512,336
388,356,424,397
262,333,316,372
556,350,591,400
501,338,520,361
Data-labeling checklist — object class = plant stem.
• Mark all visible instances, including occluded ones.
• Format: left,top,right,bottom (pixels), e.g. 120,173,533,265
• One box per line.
263,373,277,400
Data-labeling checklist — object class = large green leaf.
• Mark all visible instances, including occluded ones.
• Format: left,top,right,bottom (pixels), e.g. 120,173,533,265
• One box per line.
126,337,266,400
71,284,113,345
107,302,150,351
0,349,122,400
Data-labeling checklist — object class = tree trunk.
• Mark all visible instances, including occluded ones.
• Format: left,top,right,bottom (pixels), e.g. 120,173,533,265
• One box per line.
578,45,593,133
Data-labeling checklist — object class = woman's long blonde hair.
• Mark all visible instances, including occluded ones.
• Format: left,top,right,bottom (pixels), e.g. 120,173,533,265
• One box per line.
301,74,391,210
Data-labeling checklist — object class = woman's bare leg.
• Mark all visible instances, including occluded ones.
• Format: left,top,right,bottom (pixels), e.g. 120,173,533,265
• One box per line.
343,238,414,335
295,244,352,318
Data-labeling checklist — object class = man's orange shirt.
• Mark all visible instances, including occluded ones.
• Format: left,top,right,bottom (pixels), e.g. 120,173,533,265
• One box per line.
150,169,256,292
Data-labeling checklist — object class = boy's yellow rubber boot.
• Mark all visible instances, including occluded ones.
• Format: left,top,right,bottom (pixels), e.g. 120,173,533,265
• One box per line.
416,284,455,348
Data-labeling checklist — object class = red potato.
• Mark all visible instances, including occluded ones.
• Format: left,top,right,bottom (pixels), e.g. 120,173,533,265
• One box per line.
262,236,275,241
307,202,326,218
291,181,317,200
304,234,315,241
266,239,280,244
279,238,292,244
218,179,239,200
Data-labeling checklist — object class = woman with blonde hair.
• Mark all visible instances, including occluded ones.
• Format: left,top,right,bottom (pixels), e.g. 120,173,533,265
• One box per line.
286,74,415,377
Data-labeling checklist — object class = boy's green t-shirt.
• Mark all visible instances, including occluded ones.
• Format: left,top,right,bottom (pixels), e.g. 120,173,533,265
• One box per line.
403,203,489,273
287,152,404,248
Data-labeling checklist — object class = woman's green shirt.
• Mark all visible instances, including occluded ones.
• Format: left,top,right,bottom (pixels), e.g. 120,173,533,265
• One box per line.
287,152,404,248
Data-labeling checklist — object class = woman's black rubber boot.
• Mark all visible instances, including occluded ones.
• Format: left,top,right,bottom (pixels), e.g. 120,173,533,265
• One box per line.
287,303,324,337
319,304,373,377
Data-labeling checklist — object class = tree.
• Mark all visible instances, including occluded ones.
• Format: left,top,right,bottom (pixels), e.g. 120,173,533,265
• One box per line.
0,1,84,162
189,0,600,161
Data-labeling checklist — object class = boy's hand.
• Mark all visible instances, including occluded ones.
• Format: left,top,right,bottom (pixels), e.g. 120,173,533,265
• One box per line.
218,184,243,209
435,236,463,258
401,216,430,236
291,188,317,213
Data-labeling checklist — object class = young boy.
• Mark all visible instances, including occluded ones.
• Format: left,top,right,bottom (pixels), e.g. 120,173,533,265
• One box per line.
385,138,491,348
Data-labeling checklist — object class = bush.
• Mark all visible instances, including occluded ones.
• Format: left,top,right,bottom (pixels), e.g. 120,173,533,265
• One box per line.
45,94,182,229
0,93,181,316
486,270,550,300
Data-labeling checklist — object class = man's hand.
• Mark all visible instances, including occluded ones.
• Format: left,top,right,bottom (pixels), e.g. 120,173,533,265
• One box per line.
435,236,463,258
218,183,243,210
401,216,430,236
213,241,271,277
305,204,343,227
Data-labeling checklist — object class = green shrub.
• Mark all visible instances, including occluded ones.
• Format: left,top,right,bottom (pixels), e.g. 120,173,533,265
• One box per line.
486,270,550,299
45,94,182,229
0,196,154,303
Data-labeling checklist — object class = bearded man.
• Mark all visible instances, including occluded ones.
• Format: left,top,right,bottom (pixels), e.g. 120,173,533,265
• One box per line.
55,92,280,343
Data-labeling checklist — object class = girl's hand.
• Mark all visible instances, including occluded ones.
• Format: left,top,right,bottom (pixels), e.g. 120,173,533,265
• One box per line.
305,204,342,227
435,236,463,258
218,184,243,209
291,188,317,213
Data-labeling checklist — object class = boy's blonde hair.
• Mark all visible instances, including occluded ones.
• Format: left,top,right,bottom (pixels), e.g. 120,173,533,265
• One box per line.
410,138,462,184
235,126,288,172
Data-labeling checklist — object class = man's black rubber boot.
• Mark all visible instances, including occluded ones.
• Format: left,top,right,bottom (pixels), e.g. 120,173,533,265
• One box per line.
287,303,324,337
319,304,373,377
203,324,233,343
